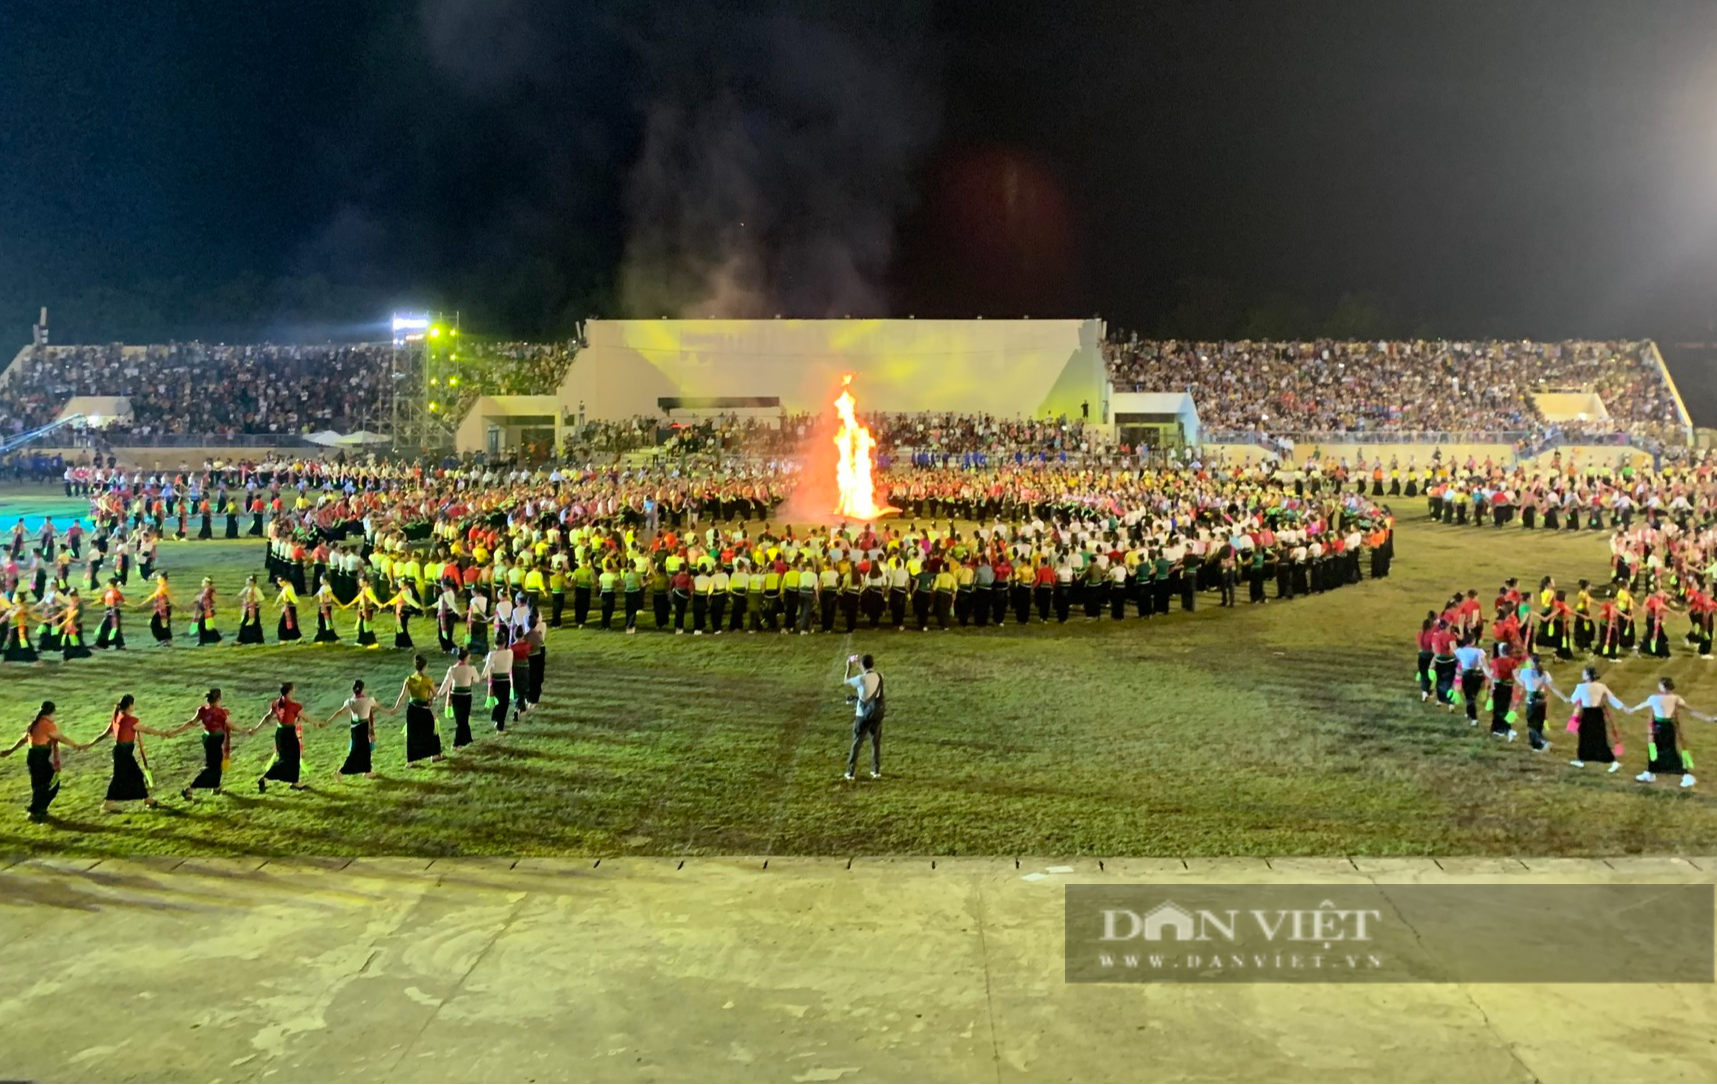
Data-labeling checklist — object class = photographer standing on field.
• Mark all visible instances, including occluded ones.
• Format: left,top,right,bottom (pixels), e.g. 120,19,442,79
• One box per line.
842,653,885,781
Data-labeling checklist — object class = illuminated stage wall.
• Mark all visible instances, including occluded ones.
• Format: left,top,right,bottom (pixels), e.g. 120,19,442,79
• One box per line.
563,319,1106,420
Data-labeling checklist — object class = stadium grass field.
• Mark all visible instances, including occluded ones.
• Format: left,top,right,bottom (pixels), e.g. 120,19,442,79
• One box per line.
4,486,1717,858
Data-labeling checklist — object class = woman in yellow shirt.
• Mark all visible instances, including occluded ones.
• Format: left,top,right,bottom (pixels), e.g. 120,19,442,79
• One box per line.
392,654,444,765
273,574,302,643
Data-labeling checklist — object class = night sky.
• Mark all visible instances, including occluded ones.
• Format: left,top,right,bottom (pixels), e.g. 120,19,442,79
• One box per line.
3,0,1716,347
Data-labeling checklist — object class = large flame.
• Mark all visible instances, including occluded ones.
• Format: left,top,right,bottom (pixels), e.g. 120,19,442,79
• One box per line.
832,374,895,520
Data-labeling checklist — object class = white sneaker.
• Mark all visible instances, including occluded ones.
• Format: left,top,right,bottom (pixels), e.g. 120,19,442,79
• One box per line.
1507,730,1517,742
694,630,703,635
1421,691,1429,703
1681,774,1697,788
1636,771,1655,782
870,770,881,779
1608,761,1621,773
842,772,854,781
1570,760,1585,767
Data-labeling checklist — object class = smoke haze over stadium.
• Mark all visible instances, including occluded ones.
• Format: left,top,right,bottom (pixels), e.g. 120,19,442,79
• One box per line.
3,0,1716,347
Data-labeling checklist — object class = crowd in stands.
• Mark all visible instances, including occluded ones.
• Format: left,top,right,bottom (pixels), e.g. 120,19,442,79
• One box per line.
0,332,1689,458
446,340,579,419
1102,337,1684,442
0,339,579,441
0,343,392,438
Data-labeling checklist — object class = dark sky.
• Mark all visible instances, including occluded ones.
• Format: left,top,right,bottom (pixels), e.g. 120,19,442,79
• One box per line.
3,0,1717,345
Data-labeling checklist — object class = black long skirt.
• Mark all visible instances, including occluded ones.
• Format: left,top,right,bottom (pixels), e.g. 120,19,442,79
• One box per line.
1576,707,1615,763
490,676,511,729
450,692,474,747
61,623,92,660
237,612,265,645
314,609,340,643
190,732,226,790
151,609,172,644
106,741,150,801
97,610,126,649
1648,720,1684,774
263,725,302,785
277,606,302,642
394,614,413,649
27,745,58,818
197,618,223,645
338,721,373,775
405,703,442,762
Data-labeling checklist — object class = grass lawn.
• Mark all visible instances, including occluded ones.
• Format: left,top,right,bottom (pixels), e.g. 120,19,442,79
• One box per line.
3,483,1717,858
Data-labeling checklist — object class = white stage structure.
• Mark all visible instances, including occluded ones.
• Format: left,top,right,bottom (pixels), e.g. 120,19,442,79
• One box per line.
562,318,1107,421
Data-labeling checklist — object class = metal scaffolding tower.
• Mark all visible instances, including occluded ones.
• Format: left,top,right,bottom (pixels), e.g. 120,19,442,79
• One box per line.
388,312,460,453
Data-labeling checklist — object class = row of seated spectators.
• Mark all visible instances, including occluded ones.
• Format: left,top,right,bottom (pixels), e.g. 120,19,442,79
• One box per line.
1102,336,1684,440
0,339,579,439
445,340,580,419
569,411,1111,466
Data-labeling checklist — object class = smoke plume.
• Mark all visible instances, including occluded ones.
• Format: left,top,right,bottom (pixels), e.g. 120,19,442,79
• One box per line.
617,4,942,319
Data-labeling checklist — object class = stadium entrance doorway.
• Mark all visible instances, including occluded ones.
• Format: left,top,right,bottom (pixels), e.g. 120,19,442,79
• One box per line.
1116,416,1186,453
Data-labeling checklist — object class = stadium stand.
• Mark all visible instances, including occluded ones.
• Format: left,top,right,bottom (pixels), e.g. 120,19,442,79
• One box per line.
0,339,579,441
1102,336,1687,444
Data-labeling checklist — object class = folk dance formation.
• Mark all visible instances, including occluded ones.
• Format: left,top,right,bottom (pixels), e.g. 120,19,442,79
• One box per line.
1417,576,1705,788
0,636,544,821
1,458,1397,669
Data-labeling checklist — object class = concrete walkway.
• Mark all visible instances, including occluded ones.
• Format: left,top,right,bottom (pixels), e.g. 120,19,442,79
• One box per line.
2,855,1715,1083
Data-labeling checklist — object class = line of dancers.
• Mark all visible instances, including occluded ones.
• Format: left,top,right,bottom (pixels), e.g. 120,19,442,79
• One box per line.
3,626,550,823
1416,612,1700,787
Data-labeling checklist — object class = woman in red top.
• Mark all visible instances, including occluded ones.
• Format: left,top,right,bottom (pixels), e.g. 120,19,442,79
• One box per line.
1,700,94,821
252,682,307,792
1416,615,1436,702
91,694,169,811
170,688,232,799
1641,591,1672,659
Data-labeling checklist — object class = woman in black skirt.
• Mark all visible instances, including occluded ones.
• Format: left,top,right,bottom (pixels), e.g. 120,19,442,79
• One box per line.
312,578,341,644
323,679,382,779
95,578,127,649
1,701,93,821
3,594,40,663
142,573,173,646
481,628,516,733
384,582,422,650
438,648,480,748
235,576,265,645
272,575,302,644
350,579,381,648
35,592,63,654
1560,666,1624,773
1627,677,1697,789
193,578,223,645
170,687,234,799
222,492,241,539
91,694,168,811
58,591,93,661
252,682,308,792
392,654,445,766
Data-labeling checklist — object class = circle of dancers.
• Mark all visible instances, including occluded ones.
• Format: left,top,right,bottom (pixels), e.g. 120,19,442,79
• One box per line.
1417,578,1703,788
